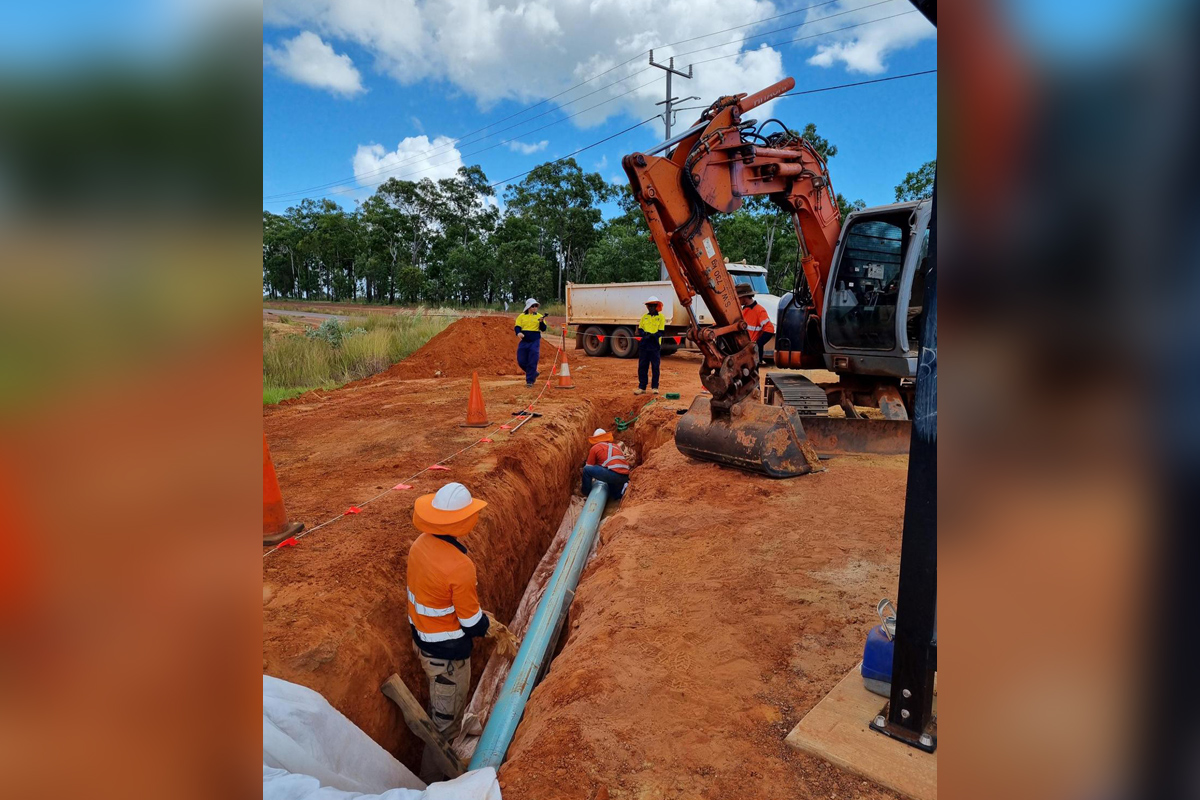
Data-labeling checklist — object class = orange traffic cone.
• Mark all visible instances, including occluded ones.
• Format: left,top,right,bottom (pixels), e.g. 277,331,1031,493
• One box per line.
460,371,490,427
264,434,304,546
556,338,576,390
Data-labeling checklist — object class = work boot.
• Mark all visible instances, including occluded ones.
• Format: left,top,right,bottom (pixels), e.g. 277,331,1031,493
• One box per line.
652,389,660,394
633,388,645,395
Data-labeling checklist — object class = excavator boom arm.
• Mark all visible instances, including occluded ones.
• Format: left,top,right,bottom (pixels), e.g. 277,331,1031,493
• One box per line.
622,77,842,409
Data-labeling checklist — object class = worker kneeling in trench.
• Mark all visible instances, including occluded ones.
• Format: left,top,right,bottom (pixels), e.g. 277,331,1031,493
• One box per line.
581,428,631,498
407,482,505,781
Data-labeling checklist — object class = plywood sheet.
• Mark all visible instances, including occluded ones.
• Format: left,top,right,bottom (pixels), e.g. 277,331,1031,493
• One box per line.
785,664,936,800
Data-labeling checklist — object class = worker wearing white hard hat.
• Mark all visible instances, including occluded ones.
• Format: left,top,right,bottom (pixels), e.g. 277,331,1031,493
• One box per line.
514,298,548,386
634,296,667,395
407,482,497,779
582,428,631,498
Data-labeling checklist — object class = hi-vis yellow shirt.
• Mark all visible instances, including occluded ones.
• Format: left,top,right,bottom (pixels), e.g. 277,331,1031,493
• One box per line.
638,312,666,335
514,312,547,339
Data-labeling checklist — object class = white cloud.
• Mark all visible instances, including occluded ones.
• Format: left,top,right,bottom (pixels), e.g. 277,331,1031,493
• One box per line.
352,135,465,186
264,31,365,97
507,140,549,155
803,2,936,75
263,0,796,127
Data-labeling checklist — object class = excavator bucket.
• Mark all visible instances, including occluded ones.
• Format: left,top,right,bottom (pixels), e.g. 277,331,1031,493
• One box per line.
675,396,822,478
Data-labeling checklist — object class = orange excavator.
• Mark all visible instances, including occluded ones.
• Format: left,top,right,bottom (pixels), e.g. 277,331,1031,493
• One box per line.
622,76,932,477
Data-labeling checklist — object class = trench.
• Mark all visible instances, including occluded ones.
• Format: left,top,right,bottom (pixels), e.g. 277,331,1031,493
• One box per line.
400,394,646,773
267,392,647,777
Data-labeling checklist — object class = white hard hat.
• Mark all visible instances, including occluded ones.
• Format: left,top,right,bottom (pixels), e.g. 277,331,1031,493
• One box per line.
432,482,474,512
593,428,606,437
414,481,488,530
645,295,660,304
524,297,539,311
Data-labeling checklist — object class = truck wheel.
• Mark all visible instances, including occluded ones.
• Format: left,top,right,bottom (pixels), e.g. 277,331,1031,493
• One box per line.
581,326,611,357
610,326,638,359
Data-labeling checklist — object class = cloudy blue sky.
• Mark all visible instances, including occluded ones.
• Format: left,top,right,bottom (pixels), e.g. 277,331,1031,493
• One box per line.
262,0,938,216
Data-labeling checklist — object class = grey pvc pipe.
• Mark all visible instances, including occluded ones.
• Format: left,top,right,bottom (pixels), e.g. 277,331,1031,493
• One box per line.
468,481,610,769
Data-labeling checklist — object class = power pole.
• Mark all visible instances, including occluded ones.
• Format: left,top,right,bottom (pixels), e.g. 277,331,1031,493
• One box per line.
649,50,692,140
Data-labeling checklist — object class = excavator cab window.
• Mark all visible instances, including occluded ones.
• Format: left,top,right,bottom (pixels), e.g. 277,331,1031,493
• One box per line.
826,215,908,351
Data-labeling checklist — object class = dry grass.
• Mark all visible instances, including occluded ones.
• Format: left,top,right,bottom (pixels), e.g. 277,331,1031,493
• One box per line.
263,315,451,404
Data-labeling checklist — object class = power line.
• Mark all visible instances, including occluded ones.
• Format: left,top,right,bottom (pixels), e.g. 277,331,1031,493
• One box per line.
268,0,900,199
263,0,914,201
265,5,936,203
486,68,938,189
676,0,901,60
691,10,920,65
266,67,935,214
776,68,936,97
487,116,660,190
336,76,663,196
266,1,855,200
265,67,656,200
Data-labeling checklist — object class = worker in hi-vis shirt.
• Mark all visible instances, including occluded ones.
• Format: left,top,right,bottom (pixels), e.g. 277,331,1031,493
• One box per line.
581,427,631,498
634,296,666,395
406,482,495,779
514,297,548,386
736,283,775,364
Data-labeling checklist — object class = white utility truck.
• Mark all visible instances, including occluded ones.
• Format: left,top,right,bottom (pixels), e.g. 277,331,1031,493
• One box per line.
566,262,778,359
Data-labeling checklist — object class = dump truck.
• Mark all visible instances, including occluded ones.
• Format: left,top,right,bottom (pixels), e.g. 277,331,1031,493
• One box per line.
566,262,779,359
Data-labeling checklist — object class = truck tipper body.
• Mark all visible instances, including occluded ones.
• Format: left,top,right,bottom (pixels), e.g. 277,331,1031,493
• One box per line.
566,263,778,359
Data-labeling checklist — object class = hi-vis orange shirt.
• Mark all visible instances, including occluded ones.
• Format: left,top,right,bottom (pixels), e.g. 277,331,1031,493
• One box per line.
407,533,490,659
586,442,630,474
741,301,775,342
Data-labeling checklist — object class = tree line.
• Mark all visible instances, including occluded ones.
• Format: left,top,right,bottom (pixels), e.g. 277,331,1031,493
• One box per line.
262,123,934,305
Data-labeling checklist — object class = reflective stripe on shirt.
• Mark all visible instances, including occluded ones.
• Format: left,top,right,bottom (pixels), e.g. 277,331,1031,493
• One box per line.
601,443,630,473
408,589,455,617
457,608,483,628
408,615,466,642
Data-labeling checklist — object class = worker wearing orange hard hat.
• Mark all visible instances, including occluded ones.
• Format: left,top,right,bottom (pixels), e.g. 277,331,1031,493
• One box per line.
581,428,631,498
737,283,775,364
634,296,666,395
406,482,494,779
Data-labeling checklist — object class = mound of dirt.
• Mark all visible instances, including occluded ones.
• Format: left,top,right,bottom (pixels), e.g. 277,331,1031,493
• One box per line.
382,315,559,380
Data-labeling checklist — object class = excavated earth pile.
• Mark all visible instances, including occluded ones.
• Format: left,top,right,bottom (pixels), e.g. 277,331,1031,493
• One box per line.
381,315,559,379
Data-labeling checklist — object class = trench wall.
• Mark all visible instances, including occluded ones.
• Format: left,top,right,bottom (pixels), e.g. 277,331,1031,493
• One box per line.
263,400,611,770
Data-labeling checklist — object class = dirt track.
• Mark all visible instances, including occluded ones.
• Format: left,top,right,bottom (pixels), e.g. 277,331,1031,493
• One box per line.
262,315,907,796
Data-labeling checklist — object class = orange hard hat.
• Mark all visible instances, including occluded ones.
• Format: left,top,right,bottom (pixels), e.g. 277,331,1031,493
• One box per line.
589,428,614,444
413,482,488,534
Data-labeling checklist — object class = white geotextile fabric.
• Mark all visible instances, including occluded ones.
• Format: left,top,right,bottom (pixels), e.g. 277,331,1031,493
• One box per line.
263,675,502,800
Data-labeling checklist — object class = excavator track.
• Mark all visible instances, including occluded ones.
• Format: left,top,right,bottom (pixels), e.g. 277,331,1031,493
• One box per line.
763,373,911,456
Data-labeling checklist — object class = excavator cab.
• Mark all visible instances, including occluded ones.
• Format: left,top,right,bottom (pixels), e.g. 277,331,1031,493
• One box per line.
771,200,932,448
821,200,932,375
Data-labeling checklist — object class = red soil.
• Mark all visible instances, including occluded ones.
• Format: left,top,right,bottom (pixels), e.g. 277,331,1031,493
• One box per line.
498,403,909,799
376,315,558,379
263,316,910,797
